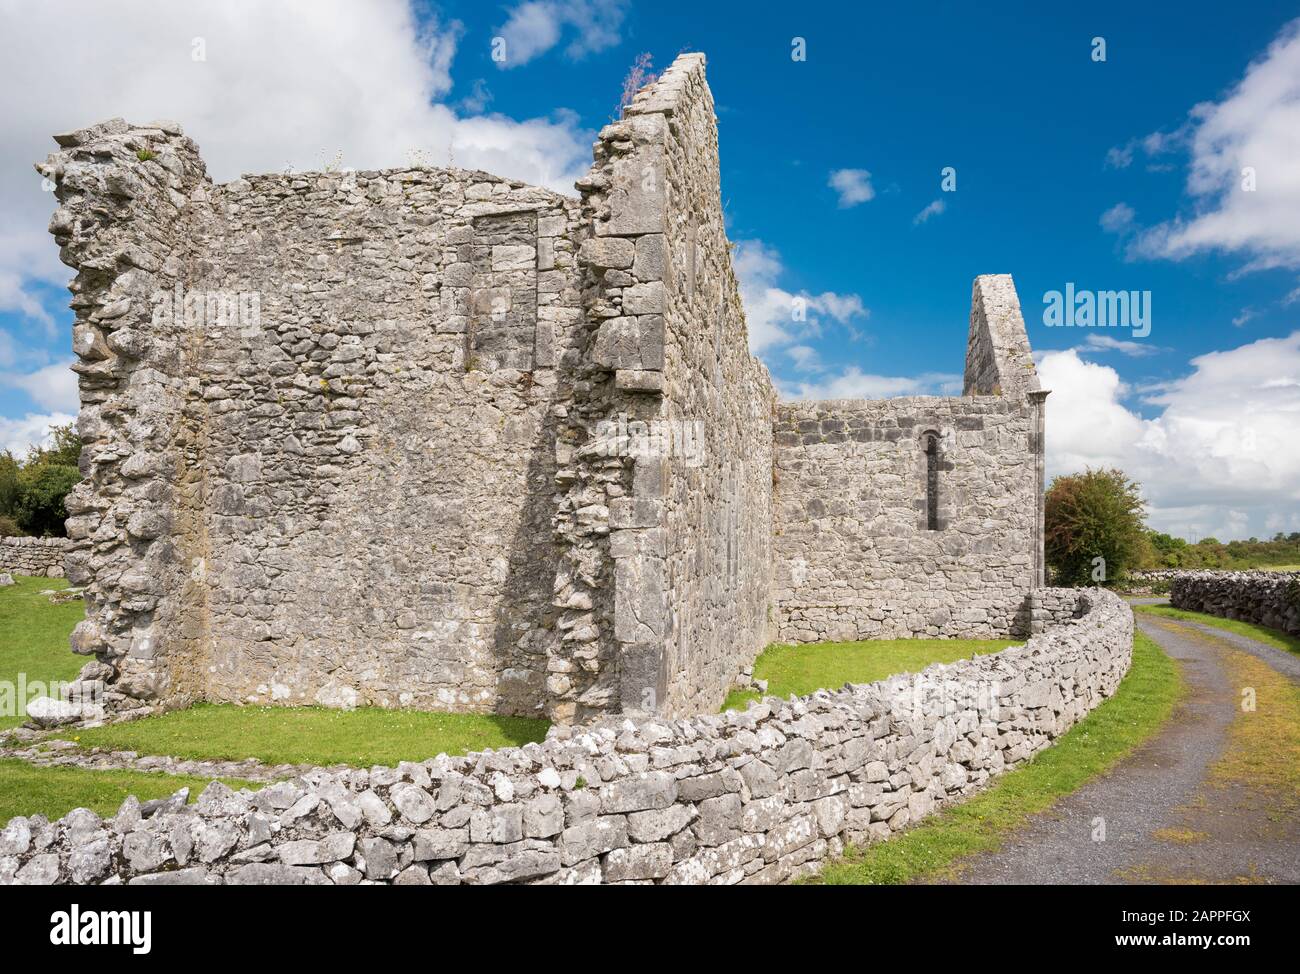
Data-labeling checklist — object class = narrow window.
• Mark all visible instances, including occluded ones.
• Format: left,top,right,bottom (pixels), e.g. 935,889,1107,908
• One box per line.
923,432,940,530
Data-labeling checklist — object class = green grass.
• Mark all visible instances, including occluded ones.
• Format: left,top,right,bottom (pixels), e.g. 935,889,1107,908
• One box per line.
0,574,86,730
722,638,1021,712
812,630,1182,884
0,758,254,824
59,703,550,767
2,568,547,817
1133,603,1300,657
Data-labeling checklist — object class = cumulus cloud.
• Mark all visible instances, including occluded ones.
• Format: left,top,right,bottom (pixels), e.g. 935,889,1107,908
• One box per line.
779,368,962,401
732,240,963,402
1105,128,1188,171
1039,332,1300,540
3,360,77,413
1132,18,1300,271
1078,333,1159,357
1099,202,1135,235
0,0,596,330
828,168,875,208
493,0,627,68
0,411,76,458
733,239,867,354
913,199,945,225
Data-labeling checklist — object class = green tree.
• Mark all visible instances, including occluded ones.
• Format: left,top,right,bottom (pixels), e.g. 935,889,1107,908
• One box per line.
1045,468,1147,587
14,461,81,537
0,451,19,517
26,422,82,469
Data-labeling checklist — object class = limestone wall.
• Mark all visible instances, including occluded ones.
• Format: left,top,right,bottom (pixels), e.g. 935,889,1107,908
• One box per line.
34,54,1045,728
557,54,776,720
0,537,70,577
1167,570,1300,637
191,170,584,716
0,589,1133,886
38,119,216,718
38,118,588,719
773,395,1039,642
36,55,778,725
644,55,777,716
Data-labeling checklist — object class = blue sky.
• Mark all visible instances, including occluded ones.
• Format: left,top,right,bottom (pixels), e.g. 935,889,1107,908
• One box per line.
2,0,1298,540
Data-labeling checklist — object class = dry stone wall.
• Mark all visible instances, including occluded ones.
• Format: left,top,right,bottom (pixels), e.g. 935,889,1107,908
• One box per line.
0,537,69,577
0,589,1132,886
1168,570,1300,637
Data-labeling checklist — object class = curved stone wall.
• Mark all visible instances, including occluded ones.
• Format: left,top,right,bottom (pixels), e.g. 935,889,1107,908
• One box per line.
1166,570,1300,638
0,537,69,578
0,588,1132,886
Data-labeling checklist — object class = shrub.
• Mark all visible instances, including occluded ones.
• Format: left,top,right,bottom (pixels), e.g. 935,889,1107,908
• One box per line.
1045,468,1146,587
14,462,81,537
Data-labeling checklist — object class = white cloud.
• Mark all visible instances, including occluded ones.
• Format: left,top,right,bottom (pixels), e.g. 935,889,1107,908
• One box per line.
732,238,963,402
493,0,627,68
1079,333,1159,357
1133,18,1300,271
1039,332,1300,540
733,240,867,355
459,79,494,115
779,368,962,401
1105,126,1188,171
4,361,78,413
1099,202,1135,234
786,345,821,371
0,411,76,458
828,168,875,208
0,0,595,331
1104,144,1134,170
913,199,945,225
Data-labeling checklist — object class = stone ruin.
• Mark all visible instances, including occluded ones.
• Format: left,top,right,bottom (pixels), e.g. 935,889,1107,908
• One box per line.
37,53,1048,727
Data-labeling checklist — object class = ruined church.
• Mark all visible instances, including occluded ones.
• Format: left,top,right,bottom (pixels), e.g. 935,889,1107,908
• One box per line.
40,54,1046,725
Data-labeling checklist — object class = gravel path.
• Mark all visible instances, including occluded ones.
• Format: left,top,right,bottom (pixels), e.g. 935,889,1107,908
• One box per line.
942,610,1300,884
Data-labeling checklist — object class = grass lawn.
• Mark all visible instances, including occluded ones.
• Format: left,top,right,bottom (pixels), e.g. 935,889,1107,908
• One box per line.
1132,603,1300,657
1,568,548,822
0,574,86,730
811,630,1182,884
722,638,1021,712
0,758,255,824
59,703,550,767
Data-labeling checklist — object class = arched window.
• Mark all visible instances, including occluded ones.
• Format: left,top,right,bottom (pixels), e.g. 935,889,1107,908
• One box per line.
922,430,940,531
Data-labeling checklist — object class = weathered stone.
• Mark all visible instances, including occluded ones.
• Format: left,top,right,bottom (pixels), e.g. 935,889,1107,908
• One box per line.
390,783,436,824
624,804,695,843
598,772,676,814
412,827,469,862
277,832,355,866
603,843,672,881
559,816,628,866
